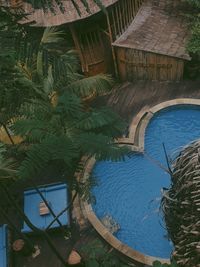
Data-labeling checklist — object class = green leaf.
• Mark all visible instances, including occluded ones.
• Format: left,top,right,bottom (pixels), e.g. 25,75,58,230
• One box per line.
153,261,162,267
66,74,113,98
85,259,100,267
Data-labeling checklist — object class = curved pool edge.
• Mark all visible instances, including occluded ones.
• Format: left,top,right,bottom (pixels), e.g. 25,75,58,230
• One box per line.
76,98,200,266
132,98,200,150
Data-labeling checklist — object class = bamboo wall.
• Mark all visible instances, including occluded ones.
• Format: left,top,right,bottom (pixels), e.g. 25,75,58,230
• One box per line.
70,0,144,76
116,47,185,81
79,28,108,75
108,0,144,41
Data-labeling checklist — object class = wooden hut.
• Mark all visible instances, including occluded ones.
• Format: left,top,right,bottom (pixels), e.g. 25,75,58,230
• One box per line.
113,0,191,81
6,0,144,76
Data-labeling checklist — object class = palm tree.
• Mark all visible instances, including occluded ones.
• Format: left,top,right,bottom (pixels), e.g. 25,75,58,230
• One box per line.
0,17,129,266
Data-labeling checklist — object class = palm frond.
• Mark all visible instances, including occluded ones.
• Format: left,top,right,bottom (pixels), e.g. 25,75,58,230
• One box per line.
13,119,50,137
77,133,130,161
56,92,83,118
43,65,54,95
76,108,124,131
0,143,18,179
19,135,78,179
66,74,113,98
41,27,64,45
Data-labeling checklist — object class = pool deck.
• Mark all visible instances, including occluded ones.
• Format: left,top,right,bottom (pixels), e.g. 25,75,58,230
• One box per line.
105,80,200,121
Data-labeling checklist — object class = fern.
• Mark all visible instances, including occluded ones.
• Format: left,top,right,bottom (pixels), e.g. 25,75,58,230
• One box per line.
66,74,113,98
77,133,129,161
76,108,124,131
19,135,78,179
56,92,83,118
0,143,18,179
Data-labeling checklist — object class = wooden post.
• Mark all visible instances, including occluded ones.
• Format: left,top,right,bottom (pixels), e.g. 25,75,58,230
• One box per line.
106,12,119,77
125,0,129,28
121,1,126,31
118,2,123,33
111,8,117,40
133,0,136,16
115,4,121,35
128,0,132,24
69,24,88,73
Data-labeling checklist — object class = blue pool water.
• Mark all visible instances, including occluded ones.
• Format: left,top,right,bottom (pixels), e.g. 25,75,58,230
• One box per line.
92,105,200,258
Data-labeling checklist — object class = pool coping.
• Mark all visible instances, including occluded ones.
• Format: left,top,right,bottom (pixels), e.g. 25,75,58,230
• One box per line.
78,98,200,266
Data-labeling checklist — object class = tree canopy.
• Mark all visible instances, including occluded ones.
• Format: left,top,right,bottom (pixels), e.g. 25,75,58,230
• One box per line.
183,0,200,54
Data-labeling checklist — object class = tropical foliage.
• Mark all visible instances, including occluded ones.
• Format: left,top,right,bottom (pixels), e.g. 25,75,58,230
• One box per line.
0,6,129,266
0,143,17,180
153,261,178,267
10,26,129,182
81,239,130,267
0,6,35,128
183,0,200,54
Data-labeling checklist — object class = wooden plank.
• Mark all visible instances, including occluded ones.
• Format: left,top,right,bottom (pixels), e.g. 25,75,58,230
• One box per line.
117,47,127,81
124,0,129,30
115,3,121,35
130,0,135,21
111,7,117,40
69,25,88,72
128,0,132,24
106,12,119,77
177,59,184,81
167,57,172,81
85,34,93,64
118,1,123,34
120,0,125,31
135,0,139,13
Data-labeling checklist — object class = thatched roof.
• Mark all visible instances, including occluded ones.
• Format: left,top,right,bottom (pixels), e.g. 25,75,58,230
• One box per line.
3,0,118,27
113,0,191,60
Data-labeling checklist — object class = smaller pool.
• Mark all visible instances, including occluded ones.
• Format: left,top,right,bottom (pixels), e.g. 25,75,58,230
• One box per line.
92,105,200,258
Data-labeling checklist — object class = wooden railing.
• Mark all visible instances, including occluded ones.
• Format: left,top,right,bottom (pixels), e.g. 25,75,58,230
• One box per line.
108,0,144,41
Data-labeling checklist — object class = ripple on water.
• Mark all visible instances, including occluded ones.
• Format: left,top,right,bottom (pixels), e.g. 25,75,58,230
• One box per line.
92,106,200,258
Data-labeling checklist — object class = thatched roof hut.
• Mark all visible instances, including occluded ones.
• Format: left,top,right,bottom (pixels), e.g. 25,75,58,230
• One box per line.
2,0,144,76
113,0,191,81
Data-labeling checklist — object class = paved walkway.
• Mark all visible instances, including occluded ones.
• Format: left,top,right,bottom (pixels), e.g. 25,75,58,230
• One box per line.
105,80,200,121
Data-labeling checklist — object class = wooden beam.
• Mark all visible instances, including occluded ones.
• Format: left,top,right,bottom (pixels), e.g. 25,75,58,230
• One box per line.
125,0,130,28
106,12,119,77
121,0,126,31
69,24,88,73
128,0,132,24
111,7,117,40
115,3,121,35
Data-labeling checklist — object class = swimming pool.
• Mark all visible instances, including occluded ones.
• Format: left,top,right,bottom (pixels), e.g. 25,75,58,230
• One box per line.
92,105,200,259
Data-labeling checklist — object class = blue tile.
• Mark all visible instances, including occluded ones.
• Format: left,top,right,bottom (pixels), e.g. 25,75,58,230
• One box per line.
0,225,7,267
